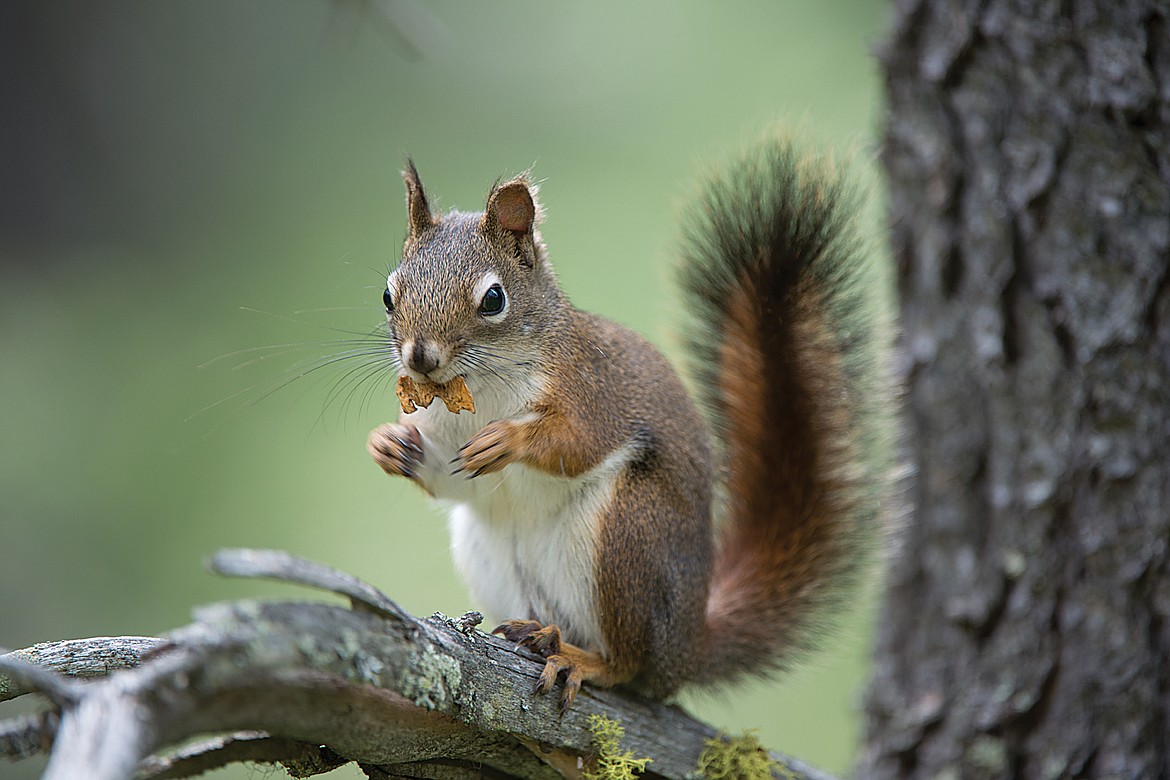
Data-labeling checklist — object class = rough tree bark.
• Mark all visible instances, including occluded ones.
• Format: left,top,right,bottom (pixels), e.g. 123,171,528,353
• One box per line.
863,1,1169,778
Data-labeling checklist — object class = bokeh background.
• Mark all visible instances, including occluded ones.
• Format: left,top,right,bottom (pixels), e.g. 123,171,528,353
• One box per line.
1,2,889,777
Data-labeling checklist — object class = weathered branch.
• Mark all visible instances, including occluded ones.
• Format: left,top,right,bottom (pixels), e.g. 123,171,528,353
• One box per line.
137,733,345,779
0,636,164,703
0,549,834,780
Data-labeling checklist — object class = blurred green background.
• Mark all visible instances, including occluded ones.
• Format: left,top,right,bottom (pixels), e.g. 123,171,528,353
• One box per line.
1,2,887,776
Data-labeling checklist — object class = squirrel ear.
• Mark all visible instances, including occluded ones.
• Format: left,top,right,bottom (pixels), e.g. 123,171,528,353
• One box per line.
403,159,435,238
485,178,537,236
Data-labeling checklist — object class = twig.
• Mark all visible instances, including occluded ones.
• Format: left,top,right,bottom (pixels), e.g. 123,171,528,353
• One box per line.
137,732,344,779
1,636,164,703
207,547,411,621
0,711,58,761
0,653,80,707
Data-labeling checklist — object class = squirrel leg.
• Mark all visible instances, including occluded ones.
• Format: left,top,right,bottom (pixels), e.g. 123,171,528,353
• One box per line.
455,408,616,479
493,620,632,712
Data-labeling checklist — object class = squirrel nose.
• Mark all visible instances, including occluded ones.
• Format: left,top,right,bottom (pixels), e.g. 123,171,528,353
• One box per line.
404,339,442,375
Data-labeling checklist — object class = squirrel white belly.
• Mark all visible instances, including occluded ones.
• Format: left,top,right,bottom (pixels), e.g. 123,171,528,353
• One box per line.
404,373,626,653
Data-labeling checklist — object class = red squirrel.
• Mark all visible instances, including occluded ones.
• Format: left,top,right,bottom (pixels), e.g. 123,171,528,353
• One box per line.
368,134,891,710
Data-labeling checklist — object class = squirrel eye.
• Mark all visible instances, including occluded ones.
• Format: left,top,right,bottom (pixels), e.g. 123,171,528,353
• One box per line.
479,284,506,316
382,287,395,312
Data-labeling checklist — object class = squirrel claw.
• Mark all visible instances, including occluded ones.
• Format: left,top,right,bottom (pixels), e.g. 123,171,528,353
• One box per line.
493,618,543,644
532,654,583,713
497,621,580,711
535,658,560,695
560,665,583,713
525,626,563,656
367,423,424,480
494,619,562,656
453,420,523,477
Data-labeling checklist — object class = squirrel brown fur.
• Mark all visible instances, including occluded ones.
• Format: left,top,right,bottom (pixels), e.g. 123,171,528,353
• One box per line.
367,134,891,710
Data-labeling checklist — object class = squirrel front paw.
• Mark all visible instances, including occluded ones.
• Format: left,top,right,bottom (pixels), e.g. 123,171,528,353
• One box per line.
367,423,424,480
452,420,525,477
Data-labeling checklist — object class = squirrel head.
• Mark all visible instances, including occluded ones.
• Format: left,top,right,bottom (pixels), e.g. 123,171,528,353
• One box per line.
384,161,565,389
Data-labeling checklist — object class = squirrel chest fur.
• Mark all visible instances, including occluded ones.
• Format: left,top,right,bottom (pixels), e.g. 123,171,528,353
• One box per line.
368,140,890,710
410,335,700,660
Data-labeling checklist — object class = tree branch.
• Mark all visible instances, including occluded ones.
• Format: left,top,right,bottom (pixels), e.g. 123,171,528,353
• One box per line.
0,549,834,780
0,636,163,704
137,733,345,779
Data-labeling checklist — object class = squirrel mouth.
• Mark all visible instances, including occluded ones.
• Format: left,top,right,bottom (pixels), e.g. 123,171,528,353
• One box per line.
403,366,456,386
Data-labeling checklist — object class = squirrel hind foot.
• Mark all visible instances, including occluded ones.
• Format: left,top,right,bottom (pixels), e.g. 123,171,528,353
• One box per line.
494,619,628,712
493,619,562,656
535,652,585,713
533,643,623,712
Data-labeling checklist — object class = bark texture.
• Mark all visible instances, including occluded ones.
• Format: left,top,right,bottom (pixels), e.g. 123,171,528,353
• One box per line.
863,1,1170,778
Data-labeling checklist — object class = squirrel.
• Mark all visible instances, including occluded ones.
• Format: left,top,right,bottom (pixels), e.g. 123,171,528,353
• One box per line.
367,134,890,711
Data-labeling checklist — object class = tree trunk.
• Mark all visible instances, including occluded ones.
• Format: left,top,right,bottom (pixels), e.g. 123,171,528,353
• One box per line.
862,1,1170,778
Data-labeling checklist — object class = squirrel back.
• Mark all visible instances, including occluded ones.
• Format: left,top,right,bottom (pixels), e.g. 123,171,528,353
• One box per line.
679,136,890,685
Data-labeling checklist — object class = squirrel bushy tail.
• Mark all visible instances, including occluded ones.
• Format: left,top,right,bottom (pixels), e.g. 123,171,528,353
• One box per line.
679,135,890,686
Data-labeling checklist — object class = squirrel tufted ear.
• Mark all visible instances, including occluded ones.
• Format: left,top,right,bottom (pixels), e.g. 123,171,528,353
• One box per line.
485,178,537,236
403,158,435,238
